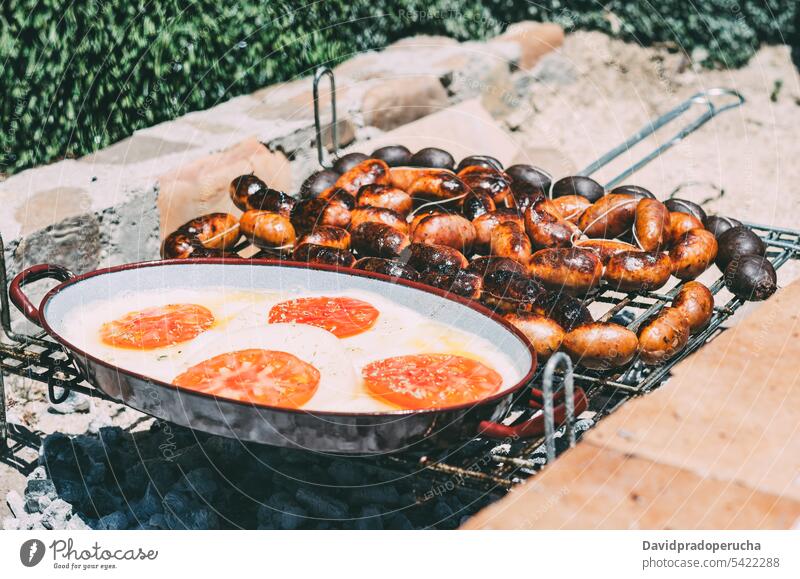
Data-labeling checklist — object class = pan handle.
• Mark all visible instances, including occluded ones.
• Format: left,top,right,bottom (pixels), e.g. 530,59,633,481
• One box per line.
478,387,588,440
9,264,74,326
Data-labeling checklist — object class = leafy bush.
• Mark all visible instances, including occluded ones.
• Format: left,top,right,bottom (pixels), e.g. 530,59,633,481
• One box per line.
1,1,796,175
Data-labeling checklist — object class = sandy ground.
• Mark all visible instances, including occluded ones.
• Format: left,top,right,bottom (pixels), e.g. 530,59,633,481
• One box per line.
2,31,799,520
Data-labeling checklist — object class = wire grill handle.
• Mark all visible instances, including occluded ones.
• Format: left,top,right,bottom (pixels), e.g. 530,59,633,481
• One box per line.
541,353,576,462
579,88,745,188
313,66,338,169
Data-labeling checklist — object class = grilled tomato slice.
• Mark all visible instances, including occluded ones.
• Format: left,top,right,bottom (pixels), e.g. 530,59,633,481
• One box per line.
99,304,214,349
268,296,379,338
173,349,320,408
362,354,502,409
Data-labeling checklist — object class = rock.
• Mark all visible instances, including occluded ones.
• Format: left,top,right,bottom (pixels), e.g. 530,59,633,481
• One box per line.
65,516,91,530
295,488,348,519
175,468,219,498
97,510,129,530
493,22,565,70
531,53,577,85
355,505,384,530
5,490,26,518
40,499,73,530
48,390,90,414
28,466,48,480
362,77,449,131
26,478,57,501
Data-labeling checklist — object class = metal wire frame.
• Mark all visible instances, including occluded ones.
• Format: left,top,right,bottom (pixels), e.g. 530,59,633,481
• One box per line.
0,72,792,496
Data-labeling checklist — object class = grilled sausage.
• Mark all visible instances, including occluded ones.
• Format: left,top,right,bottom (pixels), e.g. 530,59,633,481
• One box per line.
353,257,420,281
633,198,670,251
637,307,690,364
389,167,451,191
506,164,552,198
461,189,496,221
578,193,638,239
350,222,410,258
292,243,356,267
400,243,469,275
473,209,523,251
664,198,707,224
162,213,241,259
355,184,413,216
466,256,527,278
669,228,718,280
229,174,267,211
528,247,602,295
407,171,466,201
668,211,704,245
538,291,594,332
460,169,514,208
371,145,412,167
456,155,503,173
317,188,357,208
524,204,580,249
299,169,339,200
573,239,639,265
672,281,714,333
296,226,351,250
610,185,655,200
411,213,476,254
333,152,369,174
291,197,351,234
604,251,672,292
561,322,639,369
410,147,455,170
704,215,742,239
245,188,297,217
240,210,296,249
550,195,591,224
333,158,390,195
503,313,564,360
490,222,532,264
552,176,605,203
420,270,484,300
481,270,546,314
349,206,409,234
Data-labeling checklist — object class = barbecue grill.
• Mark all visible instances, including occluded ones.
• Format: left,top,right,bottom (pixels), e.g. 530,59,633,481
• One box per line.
2,72,798,502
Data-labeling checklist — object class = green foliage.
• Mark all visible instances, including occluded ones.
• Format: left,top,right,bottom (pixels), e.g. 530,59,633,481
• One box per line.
1,1,796,175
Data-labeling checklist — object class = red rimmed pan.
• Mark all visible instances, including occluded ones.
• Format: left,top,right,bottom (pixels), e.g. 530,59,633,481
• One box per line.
9,258,577,455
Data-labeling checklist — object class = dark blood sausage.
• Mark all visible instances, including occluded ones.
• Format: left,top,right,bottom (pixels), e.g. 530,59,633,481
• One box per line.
461,189,496,221
550,195,591,224
291,196,351,234
610,185,655,199
407,170,466,201
400,243,469,275
573,239,639,264
420,270,484,300
229,174,267,211
350,222,410,258
664,198,707,223
669,228,718,280
537,291,593,332
561,322,639,369
490,221,532,264
604,251,672,292
481,270,546,314
411,213,476,254
296,225,351,250
349,206,409,234
704,215,742,239
506,164,552,198
551,176,605,203
300,169,339,199
715,226,766,271
409,147,455,170
162,213,241,259
353,257,420,282
578,193,638,239
456,154,503,173
466,256,527,278
334,158,390,195
246,188,297,217
637,307,690,365
668,211,704,245
724,255,777,301
291,243,355,268
355,184,413,216
460,168,514,208
473,209,523,251
333,152,369,174
672,281,714,333
634,198,670,252
240,210,296,249
528,247,602,295
504,313,564,360
370,145,412,167
524,204,579,249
